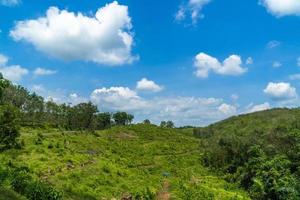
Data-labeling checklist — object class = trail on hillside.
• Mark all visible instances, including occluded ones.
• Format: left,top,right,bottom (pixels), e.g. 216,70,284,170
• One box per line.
156,180,170,200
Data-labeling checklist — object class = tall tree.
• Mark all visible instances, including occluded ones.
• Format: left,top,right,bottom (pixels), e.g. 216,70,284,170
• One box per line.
68,102,98,130
94,112,111,130
113,112,134,125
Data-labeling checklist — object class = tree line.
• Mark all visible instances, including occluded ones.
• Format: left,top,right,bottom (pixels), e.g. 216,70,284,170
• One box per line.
0,75,134,131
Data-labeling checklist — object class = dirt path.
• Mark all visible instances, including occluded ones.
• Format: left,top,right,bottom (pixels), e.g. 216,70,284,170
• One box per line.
156,180,170,200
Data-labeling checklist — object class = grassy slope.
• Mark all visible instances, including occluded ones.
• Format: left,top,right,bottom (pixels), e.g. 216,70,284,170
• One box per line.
207,108,300,135
0,188,27,200
0,124,249,199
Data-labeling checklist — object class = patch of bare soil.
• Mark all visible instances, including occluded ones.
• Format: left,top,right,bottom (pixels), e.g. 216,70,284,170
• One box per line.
156,180,170,200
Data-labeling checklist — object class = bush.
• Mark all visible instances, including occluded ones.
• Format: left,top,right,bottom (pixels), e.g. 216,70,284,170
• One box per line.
11,167,63,200
25,181,62,200
0,167,9,186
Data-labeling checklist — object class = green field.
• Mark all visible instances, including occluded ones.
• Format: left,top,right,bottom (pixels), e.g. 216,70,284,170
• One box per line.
0,124,250,199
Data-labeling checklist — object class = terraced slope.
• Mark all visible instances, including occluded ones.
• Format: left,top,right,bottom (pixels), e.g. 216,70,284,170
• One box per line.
0,124,250,199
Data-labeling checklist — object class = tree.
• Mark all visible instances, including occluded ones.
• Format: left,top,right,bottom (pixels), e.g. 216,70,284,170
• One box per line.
113,112,134,125
2,85,29,109
22,93,45,126
143,119,151,124
160,121,174,128
94,112,111,130
166,121,174,128
127,114,134,124
68,102,98,130
160,121,167,127
0,73,9,103
0,104,20,151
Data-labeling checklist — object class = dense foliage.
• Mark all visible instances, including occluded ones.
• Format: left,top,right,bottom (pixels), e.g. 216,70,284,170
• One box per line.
195,108,300,200
1,77,134,131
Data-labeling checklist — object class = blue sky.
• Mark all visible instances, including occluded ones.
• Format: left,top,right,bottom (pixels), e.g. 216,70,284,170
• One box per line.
1,0,300,126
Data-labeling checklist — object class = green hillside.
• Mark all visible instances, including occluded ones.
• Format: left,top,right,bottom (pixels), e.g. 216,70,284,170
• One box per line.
195,108,300,200
0,188,27,200
0,76,299,199
0,124,250,199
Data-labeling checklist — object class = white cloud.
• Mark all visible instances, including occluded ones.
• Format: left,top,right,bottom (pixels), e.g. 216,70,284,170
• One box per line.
0,65,28,82
246,102,271,113
91,87,142,111
31,85,87,105
264,82,297,100
246,57,253,65
175,0,211,24
69,93,78,99
34,67,57,76
297,57,300,67
266,40,281,49
260,0,300,17
136,78,163,92
1,0,19,6
231,94,239,101
0,54,28,82
32,84,46,93
0,54,8,66
10,1,137,65
218,103,237,115
90,86,238,126
289,73,300,80
272,61,282,68
69,93,87,105
194,53,247,78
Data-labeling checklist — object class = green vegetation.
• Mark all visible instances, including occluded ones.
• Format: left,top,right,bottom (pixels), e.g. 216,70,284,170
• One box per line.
195,108,300,200
0,74,299,199
0,188,27,200
0,125,249,199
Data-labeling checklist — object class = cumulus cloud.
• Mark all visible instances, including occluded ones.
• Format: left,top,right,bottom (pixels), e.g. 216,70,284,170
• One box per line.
136,78,163,92
260,0,300,17
10,1,137,65
68,93,88,105
246,102,271,113
264,82,297,100
31,84,46,93
0,54,8,66
1,0,19,6
267,40,281,49
34,67,57,76
194,53,247,78
31,85,87,105
90,86,238,126
297,57,300,67
175,0,211,24
289,73,300,80
0,54,28,82
218,103,237,115
272,61,282,68
91,87,142,111
0,66,28,82
230,94,239,101
246,57,253,65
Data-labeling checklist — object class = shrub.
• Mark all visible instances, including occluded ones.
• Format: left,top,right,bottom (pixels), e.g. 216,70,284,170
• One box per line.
11,167,63,200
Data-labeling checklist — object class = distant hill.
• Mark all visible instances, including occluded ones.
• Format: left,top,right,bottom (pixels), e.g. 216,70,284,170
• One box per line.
195,108,300,200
